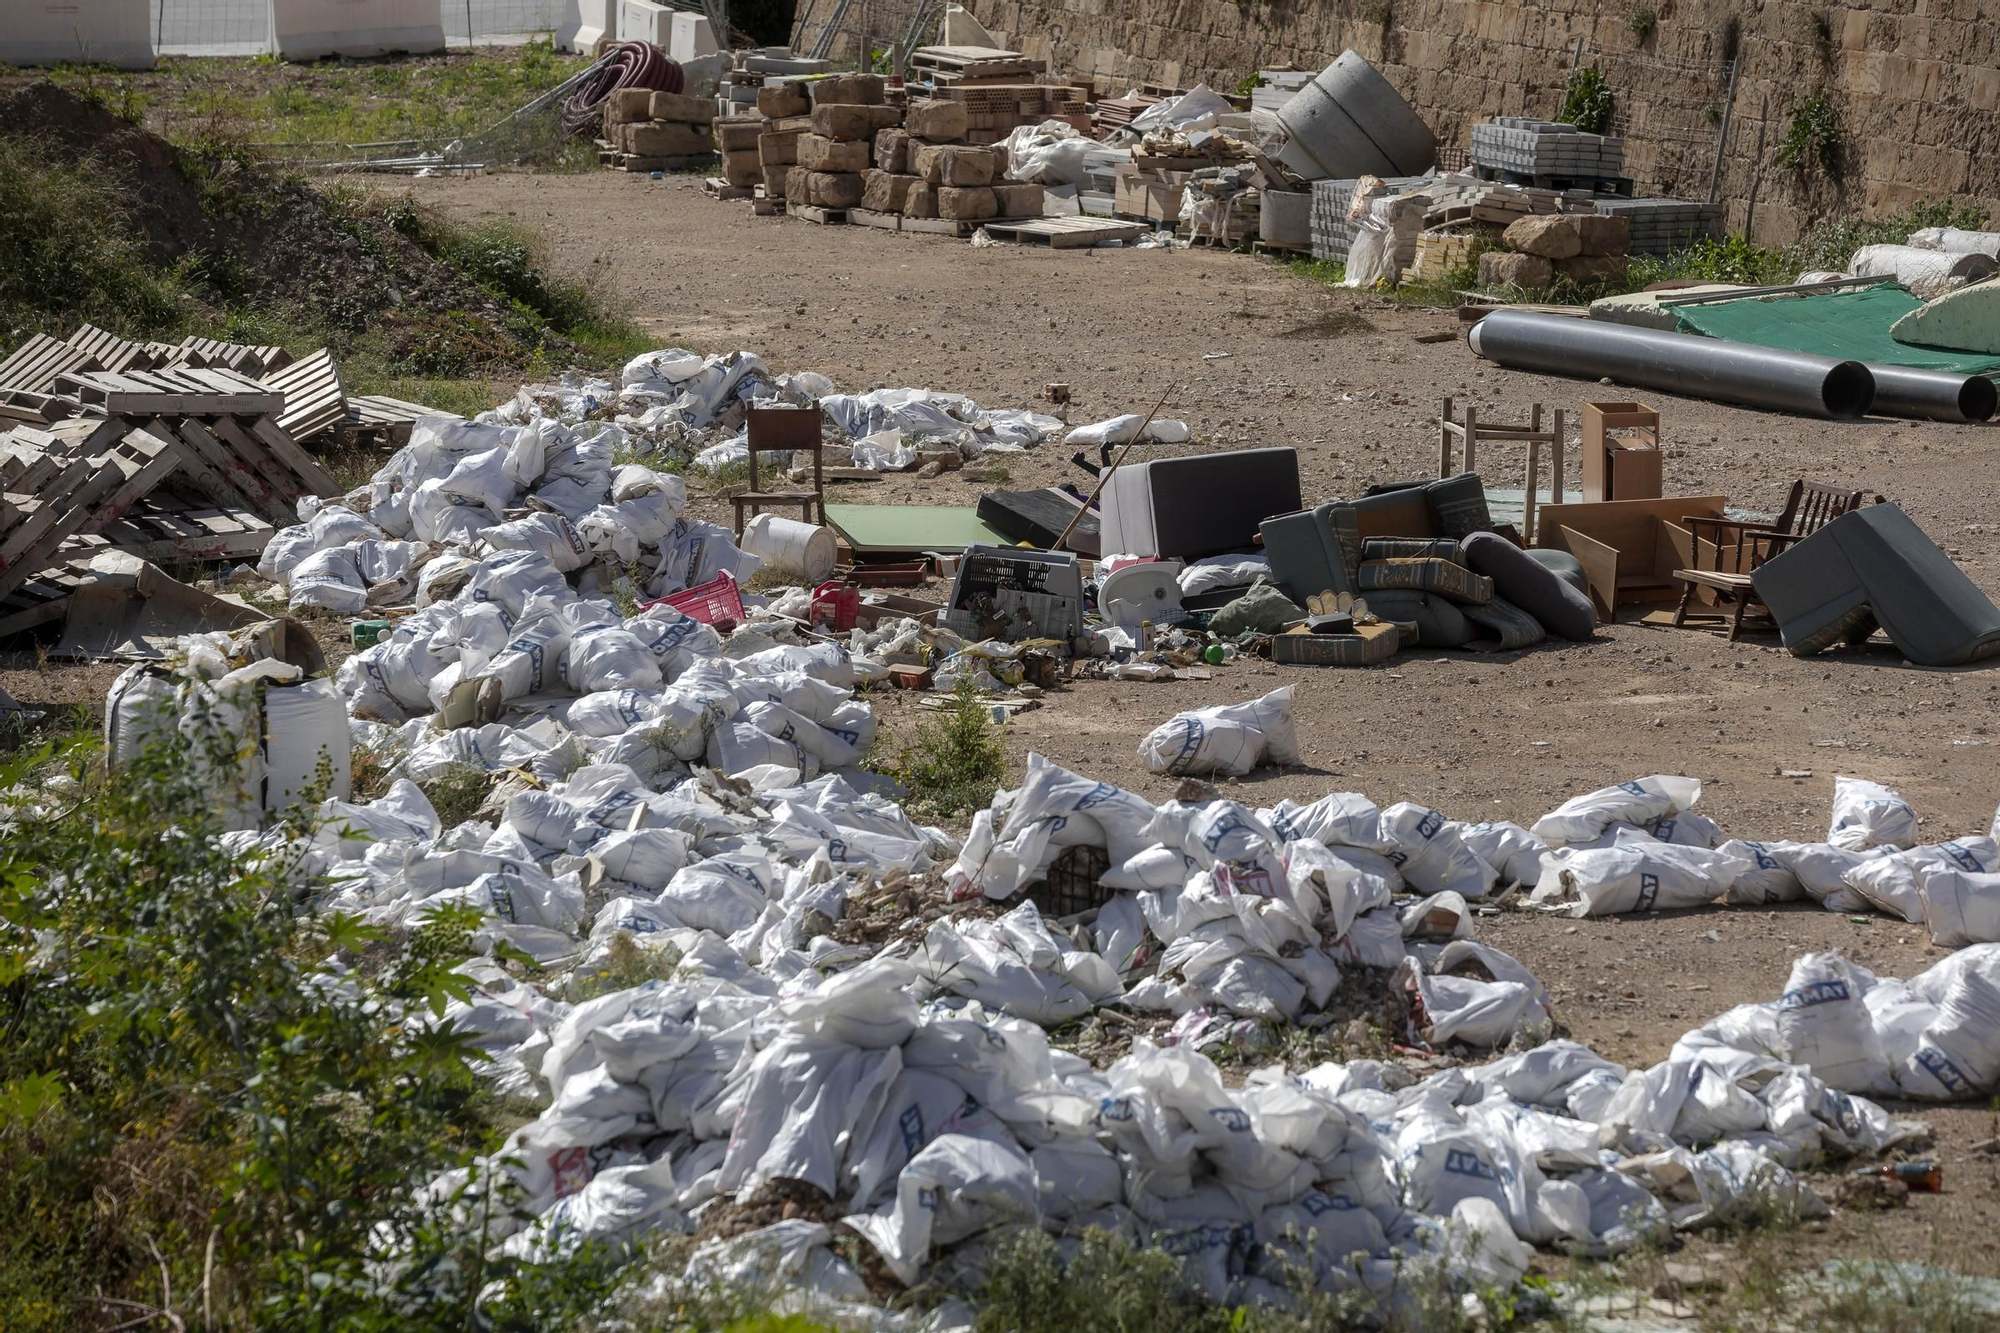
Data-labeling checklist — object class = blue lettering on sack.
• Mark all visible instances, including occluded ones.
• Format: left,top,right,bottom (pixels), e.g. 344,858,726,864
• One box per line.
1620,780,1650,796
1635,872,1660,912
1745,841,1780,871
1076,782,1123,811
1201,811,1250,854
1942,840,1986,872
487,882,517,922
1168,719,1205,774
617,914,660,934
917,1186,938,1212
1654,818,1677,841
617,692,644,725
1097,1095,1134,1123
1269,810,1300,842
777,722,796,742
1914,1046,1969,1095
1780,979,1851,1009
1444,1149,1498,1181
899,1104,924,1153
1416,809,1444,840
828,837,851,862
1207,1106,1252,1133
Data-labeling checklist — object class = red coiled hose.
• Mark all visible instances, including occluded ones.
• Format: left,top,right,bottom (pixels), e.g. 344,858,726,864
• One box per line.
563,41,686,137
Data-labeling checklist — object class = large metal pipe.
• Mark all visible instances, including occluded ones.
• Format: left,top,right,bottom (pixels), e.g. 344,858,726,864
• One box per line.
1863,363,1999,423
1468,310,1876,419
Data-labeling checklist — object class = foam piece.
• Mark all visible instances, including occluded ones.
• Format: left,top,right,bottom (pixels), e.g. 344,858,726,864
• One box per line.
1462,532,1595,640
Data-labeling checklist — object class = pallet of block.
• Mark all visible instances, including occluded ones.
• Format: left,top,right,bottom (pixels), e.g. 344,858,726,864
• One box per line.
981,217,1150,249
602,86,717,169
612,152,716,173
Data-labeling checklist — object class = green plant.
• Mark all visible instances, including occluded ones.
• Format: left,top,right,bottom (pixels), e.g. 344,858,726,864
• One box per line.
1626,4,1656,41
1363,0,1394,25
1235,72,1268,97
1777,90,1845,180
420,761,497,827
1559,66,1615,134
1807,9,1835,63
891,677,1009,821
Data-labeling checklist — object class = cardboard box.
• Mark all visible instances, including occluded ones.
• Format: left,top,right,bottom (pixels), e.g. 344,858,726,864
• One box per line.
1581,401,1663,503
1272,621,1400,666
1537,494,1726,618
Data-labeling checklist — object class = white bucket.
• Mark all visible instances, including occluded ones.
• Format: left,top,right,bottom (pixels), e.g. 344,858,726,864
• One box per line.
742,512,837,583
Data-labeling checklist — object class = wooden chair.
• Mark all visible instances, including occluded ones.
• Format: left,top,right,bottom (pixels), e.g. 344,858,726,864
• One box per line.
1671,480,1870,639
732,403,827,537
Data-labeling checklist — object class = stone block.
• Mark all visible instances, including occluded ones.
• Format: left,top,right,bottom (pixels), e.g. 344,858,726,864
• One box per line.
628,121,714,157
785,168,810,206
1502,213,1583,259
914,142,996,186
756,84,810,118
938,186,999,221
1555,253,1631,284
807,171,864,209
1478,251,1554,289
1574,213,1631,257
799,133,871,173
905,180,939,219
722,148,763,187
648,91,715,124
758,130,801,166
763,164,790,196
811,102,903,141
903,98,968,141
861,169,920,213
810,73,887,106
875,127,912,173
991,181,1045,218
713,117,765,152
608,88,652,124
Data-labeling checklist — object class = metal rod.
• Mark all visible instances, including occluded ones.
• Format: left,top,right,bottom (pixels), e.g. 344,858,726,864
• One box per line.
1052,387,1173,552
1743,93,1769,238
1657,275,1897,307
1708,54,1740,205
1468,310,1875,419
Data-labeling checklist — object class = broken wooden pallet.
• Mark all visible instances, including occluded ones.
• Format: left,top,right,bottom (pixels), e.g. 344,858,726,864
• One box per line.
0,333,99,394
265,347,348,442
980,216,1149,248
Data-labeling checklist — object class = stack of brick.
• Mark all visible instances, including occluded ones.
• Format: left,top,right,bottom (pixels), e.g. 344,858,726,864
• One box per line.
787,74,901,213
603,87,717,169
1477,212,1632,289
875,99,1041,223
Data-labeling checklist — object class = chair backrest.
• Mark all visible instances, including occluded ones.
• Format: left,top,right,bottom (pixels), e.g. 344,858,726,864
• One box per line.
1781,479,1867,538
743,402,825,494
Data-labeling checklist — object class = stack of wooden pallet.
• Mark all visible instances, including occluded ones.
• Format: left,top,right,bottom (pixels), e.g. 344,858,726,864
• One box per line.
908,46,1047,86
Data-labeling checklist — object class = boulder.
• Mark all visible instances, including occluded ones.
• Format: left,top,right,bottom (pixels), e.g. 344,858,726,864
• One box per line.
1575,213,1632,257
861,169,919,213
1478,251,1555,289
1502,214,1583,260
648,91,715,124
938,186,999,221
608,88,652,124
628,121,713,157
991,181,1045,218
785,168,810,206
807,171,864,209
810,73,886,107
713,117,765,152
799,133,870,173
874,127,912,173
914,142,995,187
811,102,902,141
756,84,810,118
903,98,968,141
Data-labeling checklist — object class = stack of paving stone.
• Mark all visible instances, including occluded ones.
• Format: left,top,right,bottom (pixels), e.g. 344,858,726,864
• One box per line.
1470,117,1624,180
1590,196,1725,255
1308,175,1430,263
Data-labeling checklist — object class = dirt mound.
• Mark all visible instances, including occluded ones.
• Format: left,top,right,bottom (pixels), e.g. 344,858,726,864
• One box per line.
0,83,560,373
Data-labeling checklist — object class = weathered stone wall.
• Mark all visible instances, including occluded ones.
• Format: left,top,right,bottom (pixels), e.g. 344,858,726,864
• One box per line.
966,0,2000,243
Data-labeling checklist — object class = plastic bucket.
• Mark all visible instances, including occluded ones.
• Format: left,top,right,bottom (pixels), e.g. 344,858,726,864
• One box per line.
742,512,837,582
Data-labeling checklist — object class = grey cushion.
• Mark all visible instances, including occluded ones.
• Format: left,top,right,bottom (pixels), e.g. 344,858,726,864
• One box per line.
1363,589,1474,647
1525,547,1588,595
1461,531,1596,641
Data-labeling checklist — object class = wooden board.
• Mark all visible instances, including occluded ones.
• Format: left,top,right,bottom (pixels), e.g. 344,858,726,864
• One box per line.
792,204,848,225
613,153,716,172
703,176,754,200
849,207,902,231
823,504,1009,555
980,216,1149,249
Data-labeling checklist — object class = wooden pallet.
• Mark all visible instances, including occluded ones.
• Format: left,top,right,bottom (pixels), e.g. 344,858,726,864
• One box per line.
980,216,1150,248
1251,239,1310,257
67,324,155,374
0,333,99,394
613,152,718,172
266,347,348,442
56,368,283,417
704,176,754,200
752,196,785,216
792,204,848,225
848,207,903,231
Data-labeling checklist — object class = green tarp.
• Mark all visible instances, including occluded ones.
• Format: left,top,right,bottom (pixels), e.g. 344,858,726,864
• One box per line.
1674,286,2000,375
823,504,1009,554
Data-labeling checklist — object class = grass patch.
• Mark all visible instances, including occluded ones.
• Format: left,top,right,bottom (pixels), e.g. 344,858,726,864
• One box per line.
890,679,1009,822
419,761,497,827
564,932,683,1002
1286,255,1347,285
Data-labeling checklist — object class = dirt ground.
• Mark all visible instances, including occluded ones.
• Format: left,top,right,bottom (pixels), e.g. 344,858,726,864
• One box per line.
12,165,1999,1289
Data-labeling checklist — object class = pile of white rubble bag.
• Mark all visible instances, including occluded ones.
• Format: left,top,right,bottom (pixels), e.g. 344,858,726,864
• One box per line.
91,614,2000,1325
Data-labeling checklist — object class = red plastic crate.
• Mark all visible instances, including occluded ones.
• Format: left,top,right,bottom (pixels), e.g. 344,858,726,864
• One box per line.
643,571,744,627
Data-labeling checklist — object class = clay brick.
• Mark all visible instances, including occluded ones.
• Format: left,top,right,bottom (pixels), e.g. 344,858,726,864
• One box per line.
758,130,801,167
810,102,903,141
648,91,715,124
905,180,939,219
756,84,810,118
807,171,864,209
875,127,912,173
937,185,999,220
903,98,968,141
861,169,920,213
722,148,763,187
627,121,713,157
713,117,764,152
1478,251,1554,289
798,133,871,173
991,181,1044,217
1501,213,1583,259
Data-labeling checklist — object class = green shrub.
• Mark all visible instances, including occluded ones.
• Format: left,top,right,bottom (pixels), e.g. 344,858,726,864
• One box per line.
891,678,1009,821
1559,66,1615,134
1778,91,1845,180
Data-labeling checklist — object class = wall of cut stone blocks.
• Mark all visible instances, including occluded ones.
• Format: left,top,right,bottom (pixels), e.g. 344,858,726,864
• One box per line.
967,0,2000,244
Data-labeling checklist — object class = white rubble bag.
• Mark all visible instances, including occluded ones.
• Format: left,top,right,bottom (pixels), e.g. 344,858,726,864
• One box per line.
1138,686,1300,777
842,1134,1039,1286
1918,866,2000,947
1773,952,1890,1093
1531,776,1702,847
1530,841,1751,917
1826,775,1919,851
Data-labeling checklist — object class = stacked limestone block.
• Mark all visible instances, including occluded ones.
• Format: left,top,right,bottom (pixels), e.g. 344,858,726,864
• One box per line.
784,74,899,212
755,81,811,201
605,87,716,163
713,115,765,188
1478,213,1632,289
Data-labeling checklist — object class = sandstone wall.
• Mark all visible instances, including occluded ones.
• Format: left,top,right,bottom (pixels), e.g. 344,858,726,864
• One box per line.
966,0,2000,243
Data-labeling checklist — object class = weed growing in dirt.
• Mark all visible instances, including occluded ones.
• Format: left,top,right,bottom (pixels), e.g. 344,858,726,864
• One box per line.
420,761,497,827
891,679,1010,822
564,931,686,1002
